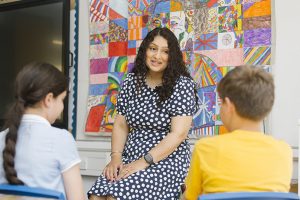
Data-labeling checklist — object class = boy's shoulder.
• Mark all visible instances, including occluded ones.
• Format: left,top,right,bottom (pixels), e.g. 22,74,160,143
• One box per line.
263,134,292,151
194,130,292,152
194,135,224,149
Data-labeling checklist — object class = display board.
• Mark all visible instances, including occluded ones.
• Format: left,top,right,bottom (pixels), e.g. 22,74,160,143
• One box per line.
82,0,272,138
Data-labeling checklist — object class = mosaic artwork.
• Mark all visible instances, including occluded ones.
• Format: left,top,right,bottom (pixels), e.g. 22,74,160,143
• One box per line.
85,0,272,137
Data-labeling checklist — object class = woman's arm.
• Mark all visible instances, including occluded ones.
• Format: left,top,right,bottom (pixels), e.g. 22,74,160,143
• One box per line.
148,115,192,162
111,114,129,154
62,164,85,200
104,114,129,181
117,115,192,179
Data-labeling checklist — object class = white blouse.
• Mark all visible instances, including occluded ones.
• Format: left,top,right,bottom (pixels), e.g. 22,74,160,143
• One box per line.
0,114,81,197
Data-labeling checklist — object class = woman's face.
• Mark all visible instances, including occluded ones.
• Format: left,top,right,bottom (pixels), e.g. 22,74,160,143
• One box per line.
145,35,169,75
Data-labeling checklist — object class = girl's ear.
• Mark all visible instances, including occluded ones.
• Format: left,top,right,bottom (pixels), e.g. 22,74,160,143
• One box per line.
43,92,54,108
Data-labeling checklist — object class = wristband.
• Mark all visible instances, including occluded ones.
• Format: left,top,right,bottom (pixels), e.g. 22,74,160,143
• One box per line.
144,153,154,165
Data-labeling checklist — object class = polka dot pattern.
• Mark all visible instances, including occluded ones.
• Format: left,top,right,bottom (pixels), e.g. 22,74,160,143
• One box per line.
88,73,197,200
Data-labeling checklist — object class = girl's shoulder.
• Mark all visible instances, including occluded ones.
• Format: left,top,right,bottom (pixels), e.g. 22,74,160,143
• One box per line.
48,126,73,139
28,124,73,142
0,128,9,135
0,129,8,146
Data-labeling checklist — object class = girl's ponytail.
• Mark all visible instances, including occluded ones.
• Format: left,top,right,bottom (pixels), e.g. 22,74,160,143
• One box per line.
2,100,25,185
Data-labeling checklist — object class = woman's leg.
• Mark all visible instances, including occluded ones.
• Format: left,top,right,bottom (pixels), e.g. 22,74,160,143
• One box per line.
89,195,116,200
89,195,107,200
107,196,116,200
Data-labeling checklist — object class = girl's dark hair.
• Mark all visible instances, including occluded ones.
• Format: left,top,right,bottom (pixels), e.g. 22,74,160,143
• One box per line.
2,62,67,185
131,27,197,106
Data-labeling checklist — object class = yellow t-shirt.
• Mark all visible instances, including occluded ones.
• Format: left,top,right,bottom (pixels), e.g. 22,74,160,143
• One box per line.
184,130,293,200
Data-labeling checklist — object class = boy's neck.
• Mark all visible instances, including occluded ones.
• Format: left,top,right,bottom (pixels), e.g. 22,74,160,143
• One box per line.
228,117,262,133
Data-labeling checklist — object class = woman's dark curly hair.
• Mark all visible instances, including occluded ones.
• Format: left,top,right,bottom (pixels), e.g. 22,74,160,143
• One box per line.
131,27,197,106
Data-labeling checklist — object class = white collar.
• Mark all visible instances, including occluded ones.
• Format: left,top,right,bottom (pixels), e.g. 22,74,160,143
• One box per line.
21,114,51,127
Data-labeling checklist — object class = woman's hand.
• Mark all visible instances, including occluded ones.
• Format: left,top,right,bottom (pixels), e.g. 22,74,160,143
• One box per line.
103,154,123,182
116,158,149,181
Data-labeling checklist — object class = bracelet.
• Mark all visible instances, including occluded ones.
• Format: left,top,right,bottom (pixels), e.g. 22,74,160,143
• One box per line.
110,151,122,156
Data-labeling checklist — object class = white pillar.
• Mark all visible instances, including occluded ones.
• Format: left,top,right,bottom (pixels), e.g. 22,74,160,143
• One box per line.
298,119,300,195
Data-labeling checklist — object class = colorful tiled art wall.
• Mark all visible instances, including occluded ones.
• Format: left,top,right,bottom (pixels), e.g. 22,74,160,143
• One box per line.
85,0,271,137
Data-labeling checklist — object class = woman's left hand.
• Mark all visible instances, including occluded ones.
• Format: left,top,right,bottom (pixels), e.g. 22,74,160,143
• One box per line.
116,159,149,181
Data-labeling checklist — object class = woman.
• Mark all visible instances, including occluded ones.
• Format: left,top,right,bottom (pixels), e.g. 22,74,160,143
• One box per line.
0,62,85,200
88,27,198,200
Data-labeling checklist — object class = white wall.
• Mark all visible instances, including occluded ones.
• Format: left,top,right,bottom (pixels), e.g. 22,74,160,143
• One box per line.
75,1,112,192
75,0,300,192
271,0,300,148
271,0,300,183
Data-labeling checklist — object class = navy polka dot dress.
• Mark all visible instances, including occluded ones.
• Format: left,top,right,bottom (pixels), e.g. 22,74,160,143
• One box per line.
88,73,198,200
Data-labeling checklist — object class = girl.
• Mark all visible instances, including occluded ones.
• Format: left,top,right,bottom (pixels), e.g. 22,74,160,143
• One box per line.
0,62,85,200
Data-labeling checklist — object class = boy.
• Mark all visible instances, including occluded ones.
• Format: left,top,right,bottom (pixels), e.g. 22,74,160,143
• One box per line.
183,66,292,200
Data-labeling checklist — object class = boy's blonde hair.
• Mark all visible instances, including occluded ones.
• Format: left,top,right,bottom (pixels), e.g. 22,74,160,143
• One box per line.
217,65,274,121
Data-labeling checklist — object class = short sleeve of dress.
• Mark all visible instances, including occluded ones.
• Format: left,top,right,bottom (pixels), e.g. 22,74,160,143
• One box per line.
167,76,198,117
116,73,134,116
56,130,81,173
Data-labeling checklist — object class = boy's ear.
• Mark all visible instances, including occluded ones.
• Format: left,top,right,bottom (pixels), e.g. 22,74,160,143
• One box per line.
43,92,54,108
224,97,236,113
224,97,230,105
